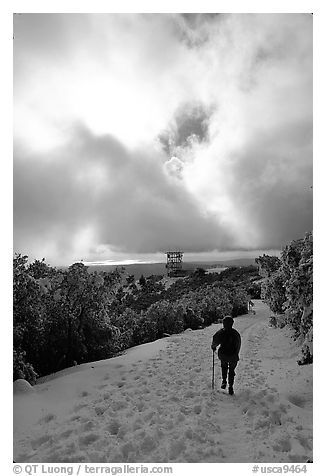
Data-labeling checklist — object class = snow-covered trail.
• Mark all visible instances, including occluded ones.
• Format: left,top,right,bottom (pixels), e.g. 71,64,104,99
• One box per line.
14,300,312,463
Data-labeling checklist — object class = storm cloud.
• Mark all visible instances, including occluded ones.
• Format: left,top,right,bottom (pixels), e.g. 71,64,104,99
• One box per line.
14,13,312,264
14,125,234,263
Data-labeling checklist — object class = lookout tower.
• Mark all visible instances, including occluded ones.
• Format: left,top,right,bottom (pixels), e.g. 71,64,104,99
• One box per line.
165,251,184,277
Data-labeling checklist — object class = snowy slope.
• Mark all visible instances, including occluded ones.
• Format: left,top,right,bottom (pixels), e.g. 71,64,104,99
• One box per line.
13,300,312,463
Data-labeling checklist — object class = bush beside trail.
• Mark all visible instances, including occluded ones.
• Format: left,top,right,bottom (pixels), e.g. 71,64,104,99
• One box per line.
257,232,313,364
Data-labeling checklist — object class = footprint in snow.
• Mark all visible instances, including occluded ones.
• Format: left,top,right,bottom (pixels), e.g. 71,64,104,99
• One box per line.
296,434,312,451
69,414,82,422
94,405,107,416
111,400,128,411
272,436,292,453
113,363,124,369
107,418,121,435
79,390,89,397
287,394,307,408
38,413,56,424
60,428,73,438
81,421,95,431
73,402,88,411
31,433,53,448
78,432,100,447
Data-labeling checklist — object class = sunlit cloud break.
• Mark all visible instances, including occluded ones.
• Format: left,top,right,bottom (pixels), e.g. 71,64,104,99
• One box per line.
82,259,162,267
14,13,312,265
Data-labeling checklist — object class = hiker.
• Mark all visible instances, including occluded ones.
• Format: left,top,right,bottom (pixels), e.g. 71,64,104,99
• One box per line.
247,299,256,315
211,315,241,395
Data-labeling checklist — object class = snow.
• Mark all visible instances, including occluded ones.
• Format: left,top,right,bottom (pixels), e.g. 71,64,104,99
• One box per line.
13,300,312,463
205,267,228,274
13,379,35,395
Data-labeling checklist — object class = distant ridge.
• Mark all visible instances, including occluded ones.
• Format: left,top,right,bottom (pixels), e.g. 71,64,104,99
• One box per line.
84,258,258,280
218,258,258,267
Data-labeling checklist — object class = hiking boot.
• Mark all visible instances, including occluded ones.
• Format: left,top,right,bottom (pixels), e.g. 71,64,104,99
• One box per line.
221,381,227,389
228,386,234,395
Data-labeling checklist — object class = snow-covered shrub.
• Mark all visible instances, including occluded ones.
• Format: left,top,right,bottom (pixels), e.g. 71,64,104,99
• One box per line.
180,307,204,330
269,316,277,328
110,308,139,350
261,270,286,314
146,300,185,338
258,232,313,364
13,255,123,378
13,349,38,384
230,287,248,317
132,311,158,345
298,317,313,365
255,255,282,277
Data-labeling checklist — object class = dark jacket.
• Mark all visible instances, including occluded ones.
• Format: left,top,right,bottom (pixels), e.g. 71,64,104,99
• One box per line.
212,328,241,362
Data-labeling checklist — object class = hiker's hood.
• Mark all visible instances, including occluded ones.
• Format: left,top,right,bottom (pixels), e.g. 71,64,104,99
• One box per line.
222,316,234,329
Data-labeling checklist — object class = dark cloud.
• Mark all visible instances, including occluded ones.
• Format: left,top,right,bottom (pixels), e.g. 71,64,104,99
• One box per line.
174,13,224,49
14,125,235,262
14,14,90,69
223,121,313,249
174,103,211,146
158,103,212,155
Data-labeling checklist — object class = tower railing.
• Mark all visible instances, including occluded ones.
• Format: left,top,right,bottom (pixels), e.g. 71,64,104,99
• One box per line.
165,251,184,277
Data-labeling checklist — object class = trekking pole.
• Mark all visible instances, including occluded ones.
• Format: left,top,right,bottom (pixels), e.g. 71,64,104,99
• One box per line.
212,349,215,390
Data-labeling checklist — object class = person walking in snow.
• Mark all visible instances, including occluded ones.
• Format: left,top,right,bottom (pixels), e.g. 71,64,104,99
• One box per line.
211,315,241,395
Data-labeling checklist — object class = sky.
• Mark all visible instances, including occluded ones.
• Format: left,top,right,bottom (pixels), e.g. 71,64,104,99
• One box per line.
13,13,313,266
